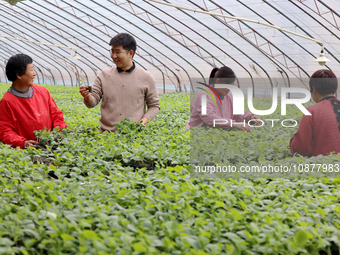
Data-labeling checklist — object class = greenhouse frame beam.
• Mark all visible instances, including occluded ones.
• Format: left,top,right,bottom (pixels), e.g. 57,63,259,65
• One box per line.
58,0,181,91
0,64,8,84
0,34,62,86
0,36,62,86
58,0,144,71
318,0,340,20
234,0,319,88
82,0,200,90
34,0,143,83
0,8,82,86
0,44,42,84
234,0,311,83
0,0,338,89
67,0,185,91
0,34,78,51
145,0,256,89
15,0,107,85
81,0,182,91
146,0,256,91
130,0,221,67
58,1,148,73
297,0,340,30
196,0,310,82
187,0,274,88
132,1,226,88
131,0,229,89
291,0,340,38
36,65,54,85
143,0,256,90
3,3,96,85
235,0,327,81
285,0,340,65
149,0,324,46
108,0,208,83
0,35,54,85
27,0,110,69
263,0,337,70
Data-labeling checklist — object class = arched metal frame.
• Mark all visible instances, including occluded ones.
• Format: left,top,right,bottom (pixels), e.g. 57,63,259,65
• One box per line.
0,3,94,85
32,0,188,91
0,0,339,92
102,0,206,86
156,0,262,93
296,0,340,31
287,0,340,64
0,42,43,84
69,0,187,91
190,0,311,86
0,64,8,84
0,22,69,86
143,0,255,90
21,0,108,79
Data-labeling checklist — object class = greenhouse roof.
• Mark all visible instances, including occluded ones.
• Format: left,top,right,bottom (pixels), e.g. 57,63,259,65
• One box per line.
0,0,339,90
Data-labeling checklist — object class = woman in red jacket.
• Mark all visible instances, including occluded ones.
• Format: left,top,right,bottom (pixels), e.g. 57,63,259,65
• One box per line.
0,54,67,149
290,69,340,156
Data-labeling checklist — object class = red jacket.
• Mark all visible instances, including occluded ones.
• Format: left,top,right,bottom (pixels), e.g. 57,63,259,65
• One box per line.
290,98,340,156
0,85,67,149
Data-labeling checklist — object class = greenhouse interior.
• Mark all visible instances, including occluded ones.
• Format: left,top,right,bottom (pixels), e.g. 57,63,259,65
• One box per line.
0,0,339,254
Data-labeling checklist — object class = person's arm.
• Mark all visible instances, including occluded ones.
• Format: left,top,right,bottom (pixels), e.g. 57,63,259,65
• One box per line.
246,113,262,126
141,76,160,124
80,75,103,108
0,100,28,149
290,114,314,156
192,94,250,131
234,109,261,124
236,110,253,122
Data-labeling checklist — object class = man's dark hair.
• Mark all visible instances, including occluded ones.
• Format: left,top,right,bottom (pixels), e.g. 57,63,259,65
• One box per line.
209,66,236,85
5,54,33,82
309,69,338,95
109,33,137,56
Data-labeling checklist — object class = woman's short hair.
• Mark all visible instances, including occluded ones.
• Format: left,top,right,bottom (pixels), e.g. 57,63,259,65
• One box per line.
309,69,338,95
5,54,33,82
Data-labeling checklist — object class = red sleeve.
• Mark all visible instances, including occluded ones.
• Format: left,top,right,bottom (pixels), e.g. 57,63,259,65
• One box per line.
290,114,314,156
0,99,26,149
48,92,67,130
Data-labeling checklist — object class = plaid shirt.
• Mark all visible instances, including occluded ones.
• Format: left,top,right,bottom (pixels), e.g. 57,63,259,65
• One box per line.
290,97,340,156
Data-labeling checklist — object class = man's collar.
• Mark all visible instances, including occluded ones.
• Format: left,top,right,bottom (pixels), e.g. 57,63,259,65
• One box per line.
117,62,135,73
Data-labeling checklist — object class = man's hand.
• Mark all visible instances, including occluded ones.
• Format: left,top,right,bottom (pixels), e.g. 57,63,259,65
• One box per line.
140,117,149,126
24,140,38,148
79,85,92,102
